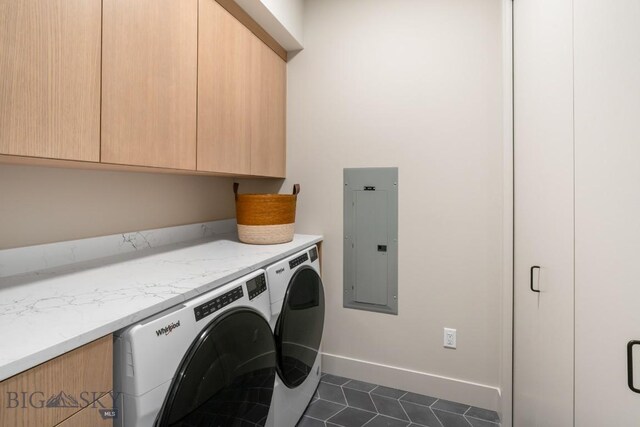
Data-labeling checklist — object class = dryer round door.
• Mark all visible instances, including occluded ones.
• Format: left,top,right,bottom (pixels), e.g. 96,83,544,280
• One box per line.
274,266,325,388
155,308,276,427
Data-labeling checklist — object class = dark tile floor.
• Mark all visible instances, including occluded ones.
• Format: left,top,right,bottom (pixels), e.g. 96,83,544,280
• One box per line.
297,374,500,427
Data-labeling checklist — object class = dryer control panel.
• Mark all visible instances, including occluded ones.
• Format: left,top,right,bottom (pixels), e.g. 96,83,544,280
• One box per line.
194,286,244,322
309,247,318,262
247,273,267,300
289,253,309,269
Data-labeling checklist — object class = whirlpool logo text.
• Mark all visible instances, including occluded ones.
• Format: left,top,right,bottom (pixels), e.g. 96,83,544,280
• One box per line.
155,320,181,337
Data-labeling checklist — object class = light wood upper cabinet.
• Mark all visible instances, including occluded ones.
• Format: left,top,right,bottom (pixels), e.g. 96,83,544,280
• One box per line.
197,0,252,175
101,0,198,170
0,0,101,161
1,0,286,177
251,38,286,178
197,0,286,178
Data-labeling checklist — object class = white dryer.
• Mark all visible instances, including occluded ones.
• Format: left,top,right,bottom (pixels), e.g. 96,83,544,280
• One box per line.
113,269,276,427
266,245,325,427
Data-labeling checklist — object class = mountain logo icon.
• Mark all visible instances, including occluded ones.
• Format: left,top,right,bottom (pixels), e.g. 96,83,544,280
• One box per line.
45,391,80,408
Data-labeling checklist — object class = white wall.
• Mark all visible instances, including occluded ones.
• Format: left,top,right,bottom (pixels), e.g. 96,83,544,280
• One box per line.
250,0,505,410
0,165,235,249
0,0,507,411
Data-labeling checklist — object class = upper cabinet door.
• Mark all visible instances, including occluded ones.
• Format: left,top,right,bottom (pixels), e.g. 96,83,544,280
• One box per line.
0,0,101,161
251,40,286,178
198,0,286,178
197,0,252,175
102,0,198,170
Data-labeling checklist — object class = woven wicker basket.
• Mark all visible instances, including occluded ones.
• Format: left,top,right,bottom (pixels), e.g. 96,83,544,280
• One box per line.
234,182,300,245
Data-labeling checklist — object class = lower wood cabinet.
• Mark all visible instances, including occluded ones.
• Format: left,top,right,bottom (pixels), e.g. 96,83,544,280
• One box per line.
56,392,114,427
0,335,112,427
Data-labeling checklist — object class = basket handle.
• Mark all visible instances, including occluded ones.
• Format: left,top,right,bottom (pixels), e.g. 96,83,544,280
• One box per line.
293,184,301,196
233,182,239,199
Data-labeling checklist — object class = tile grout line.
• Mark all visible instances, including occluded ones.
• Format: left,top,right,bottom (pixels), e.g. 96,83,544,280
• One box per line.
460,411,474,427
313,375,500,427
321,375,497,416
359,412,378,427
370,389,411,423
315,390,417,425
307,398,498,427
314,396,405,421
325,405,349,425
300,414,327,422
338,383,348,408
465,414,501,425
427,405,446,427
432,406,476,418
397,397,413,425
342,383,376,393
367,388,380,415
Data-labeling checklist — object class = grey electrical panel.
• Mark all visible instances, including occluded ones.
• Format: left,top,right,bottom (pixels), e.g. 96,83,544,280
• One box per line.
343,168,398,315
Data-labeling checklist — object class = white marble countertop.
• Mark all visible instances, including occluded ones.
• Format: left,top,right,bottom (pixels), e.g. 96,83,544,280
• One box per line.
0,231,322,381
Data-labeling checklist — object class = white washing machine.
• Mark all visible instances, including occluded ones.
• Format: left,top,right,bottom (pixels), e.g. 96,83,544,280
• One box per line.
113,269,276,427
266,245,325,427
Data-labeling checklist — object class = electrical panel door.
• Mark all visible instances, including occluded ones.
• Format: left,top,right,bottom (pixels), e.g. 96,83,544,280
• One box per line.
344,168,398,315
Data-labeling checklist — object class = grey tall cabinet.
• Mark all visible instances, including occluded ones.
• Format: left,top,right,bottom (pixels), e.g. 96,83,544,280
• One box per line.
514,0,640,426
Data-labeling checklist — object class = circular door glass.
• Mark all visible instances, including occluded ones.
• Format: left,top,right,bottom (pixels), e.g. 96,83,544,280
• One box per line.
275,266,325,388
156,308,276,427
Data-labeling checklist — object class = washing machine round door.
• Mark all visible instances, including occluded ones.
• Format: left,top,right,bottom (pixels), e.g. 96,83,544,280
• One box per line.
156,308,276,427
274,266,325,388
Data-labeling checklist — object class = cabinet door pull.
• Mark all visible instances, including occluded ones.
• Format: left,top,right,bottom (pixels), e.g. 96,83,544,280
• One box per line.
530,266,541,293
627,341,640,393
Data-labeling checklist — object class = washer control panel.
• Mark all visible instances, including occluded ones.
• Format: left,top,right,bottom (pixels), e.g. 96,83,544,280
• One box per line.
194,286,244,322
309,247,318,262
289,253,309,269
246,273,267,300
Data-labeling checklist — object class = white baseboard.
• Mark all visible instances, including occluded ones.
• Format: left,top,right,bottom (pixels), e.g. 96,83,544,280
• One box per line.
322,352,500,412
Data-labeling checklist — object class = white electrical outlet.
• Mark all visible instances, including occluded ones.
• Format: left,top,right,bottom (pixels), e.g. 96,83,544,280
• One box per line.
444,328,457,349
